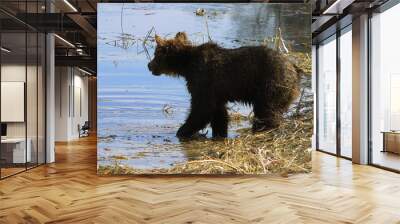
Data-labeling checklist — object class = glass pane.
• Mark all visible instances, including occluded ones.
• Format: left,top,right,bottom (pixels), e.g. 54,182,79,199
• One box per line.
1,31,27,177
371,4,400,171
317,36,337,154
340,28,352,158
0,1,46,178
27,31,38,169
26,0,38,169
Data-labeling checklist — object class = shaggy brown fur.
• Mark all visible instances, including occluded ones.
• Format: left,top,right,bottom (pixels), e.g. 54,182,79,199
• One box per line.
148,32,301,139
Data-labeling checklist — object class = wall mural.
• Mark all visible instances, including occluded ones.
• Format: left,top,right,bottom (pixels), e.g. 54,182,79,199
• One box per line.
97,3,312,175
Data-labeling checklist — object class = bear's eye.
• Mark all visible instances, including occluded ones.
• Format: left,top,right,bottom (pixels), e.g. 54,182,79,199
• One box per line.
155,48,163,55
156,47,165,54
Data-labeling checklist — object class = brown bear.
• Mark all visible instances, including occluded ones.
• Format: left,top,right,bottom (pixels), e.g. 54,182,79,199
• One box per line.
148,32,301,139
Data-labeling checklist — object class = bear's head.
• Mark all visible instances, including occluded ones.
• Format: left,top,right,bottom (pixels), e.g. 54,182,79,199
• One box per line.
148,32,191,77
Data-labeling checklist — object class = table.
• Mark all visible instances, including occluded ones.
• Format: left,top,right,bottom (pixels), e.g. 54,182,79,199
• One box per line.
381,131,400,154
1,138,31,163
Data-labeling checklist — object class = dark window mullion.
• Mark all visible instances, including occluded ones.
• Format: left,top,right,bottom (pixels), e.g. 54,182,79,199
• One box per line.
36,0,39,167
315,44,320,151
44,0,47,164
336,29,341,157
25,0,28,171
367,11,373,165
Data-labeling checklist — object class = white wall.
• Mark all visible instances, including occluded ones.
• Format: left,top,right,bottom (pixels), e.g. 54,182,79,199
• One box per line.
72,73,89,138
55,66,70,141
1,63,47,164
54,67,89,141
1,64,43,139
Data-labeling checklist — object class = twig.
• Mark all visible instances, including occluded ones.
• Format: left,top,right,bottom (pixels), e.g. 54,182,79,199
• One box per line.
142,26,155,61
204,15,212,41
120,3,125,34
295,88,306,115
257,148,267,174
183,159,247,174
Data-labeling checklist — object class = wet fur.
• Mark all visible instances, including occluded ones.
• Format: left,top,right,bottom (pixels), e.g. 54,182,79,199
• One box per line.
148,33,301,139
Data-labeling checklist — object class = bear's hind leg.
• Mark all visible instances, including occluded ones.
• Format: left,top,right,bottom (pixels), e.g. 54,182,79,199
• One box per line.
211,105,228,138
252,102,282,132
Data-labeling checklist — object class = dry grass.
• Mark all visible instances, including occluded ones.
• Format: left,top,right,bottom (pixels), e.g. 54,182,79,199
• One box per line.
287,52,312,75
168,110,312,175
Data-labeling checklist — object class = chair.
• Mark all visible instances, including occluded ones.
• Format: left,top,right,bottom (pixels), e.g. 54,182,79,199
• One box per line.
79,121,90,138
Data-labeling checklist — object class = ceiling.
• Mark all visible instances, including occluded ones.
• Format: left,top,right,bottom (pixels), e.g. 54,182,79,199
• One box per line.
0,0,97,74
1,0,391,74
311,0,391,43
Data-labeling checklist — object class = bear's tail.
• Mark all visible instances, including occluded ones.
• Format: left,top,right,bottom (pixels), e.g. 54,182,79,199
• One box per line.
293,63,307,78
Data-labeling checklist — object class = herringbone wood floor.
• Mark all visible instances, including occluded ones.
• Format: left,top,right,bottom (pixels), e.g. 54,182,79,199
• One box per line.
1,136,400,224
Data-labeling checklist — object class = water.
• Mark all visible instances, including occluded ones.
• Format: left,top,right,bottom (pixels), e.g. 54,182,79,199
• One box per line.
97,3,311,171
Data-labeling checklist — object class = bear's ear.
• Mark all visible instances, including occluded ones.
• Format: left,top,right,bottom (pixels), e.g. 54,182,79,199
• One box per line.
155,35,165,46
175,32,189,45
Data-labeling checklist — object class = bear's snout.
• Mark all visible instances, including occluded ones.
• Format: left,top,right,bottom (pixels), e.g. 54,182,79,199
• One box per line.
147,61,161,76
147,62,153,71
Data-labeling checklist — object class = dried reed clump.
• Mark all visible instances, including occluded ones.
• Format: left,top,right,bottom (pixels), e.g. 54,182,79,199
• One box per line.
98,163,169,175
286,52,312,75
229,111,252,124
167,109,312,176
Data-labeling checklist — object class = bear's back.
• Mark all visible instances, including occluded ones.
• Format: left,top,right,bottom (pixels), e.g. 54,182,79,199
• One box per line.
199,45,299,104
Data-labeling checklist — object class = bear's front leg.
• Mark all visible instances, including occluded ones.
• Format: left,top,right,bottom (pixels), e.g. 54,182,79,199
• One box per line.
176,100,214,139
210,105,228,138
